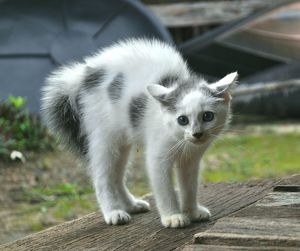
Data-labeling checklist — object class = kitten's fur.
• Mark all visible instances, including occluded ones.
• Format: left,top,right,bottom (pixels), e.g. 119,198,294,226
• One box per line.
41,39,237,228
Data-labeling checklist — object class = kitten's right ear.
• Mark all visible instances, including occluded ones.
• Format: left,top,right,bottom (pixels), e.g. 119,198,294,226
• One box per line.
210,72,238,94
209,72,238,103
146,85,171,104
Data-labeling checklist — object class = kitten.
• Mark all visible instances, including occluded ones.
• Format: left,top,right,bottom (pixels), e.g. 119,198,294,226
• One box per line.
41,39,237,228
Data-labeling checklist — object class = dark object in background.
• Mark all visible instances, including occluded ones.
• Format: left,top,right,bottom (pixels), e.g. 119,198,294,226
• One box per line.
179,0,300,118
179,0,299,80
0,0,299,117
0,0,172,112
233,63,300,118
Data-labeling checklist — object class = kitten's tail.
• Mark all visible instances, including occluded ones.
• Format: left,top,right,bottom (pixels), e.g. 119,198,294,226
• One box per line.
41,63,87,154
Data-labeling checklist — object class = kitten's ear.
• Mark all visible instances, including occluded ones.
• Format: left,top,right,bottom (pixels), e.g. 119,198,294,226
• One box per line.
146,84,171,104
210,72,238,94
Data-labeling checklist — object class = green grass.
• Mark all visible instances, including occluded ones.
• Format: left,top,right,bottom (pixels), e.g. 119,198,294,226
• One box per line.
30,183,94,198
202,132,300,182
29,183,96,219
10,184,97,232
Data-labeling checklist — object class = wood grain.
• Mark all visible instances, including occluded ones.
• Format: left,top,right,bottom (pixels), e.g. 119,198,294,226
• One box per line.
183,244,299,251
148,0,285,27
1,175,298,251
191,174,300,250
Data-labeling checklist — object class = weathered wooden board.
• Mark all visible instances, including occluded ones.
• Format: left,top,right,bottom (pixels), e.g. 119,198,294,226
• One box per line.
148,0,285,28
232,79,300,97
183,244,299,251
190,175,300,250
0,175,298,251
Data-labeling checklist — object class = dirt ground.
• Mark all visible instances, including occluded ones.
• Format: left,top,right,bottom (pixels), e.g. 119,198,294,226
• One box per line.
0,149,90,244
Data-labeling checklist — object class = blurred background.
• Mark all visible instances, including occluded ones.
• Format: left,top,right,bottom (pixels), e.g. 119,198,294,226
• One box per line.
0,0,299,244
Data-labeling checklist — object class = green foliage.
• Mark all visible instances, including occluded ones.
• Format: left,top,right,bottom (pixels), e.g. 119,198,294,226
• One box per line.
0,96,56,161
8,95,26,109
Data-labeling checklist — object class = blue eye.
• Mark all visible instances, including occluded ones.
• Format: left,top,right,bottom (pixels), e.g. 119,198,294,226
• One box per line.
177,115,189,126
203,111,214,122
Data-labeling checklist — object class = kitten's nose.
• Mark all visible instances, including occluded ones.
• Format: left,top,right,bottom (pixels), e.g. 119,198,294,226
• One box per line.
192,132,203,139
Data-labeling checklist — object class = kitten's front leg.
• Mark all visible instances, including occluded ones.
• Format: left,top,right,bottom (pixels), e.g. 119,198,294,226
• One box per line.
146,147,190,228
176,159,211,222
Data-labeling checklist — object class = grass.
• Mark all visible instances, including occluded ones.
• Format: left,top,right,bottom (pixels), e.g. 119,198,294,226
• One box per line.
202,130,300,182
8,184,97,232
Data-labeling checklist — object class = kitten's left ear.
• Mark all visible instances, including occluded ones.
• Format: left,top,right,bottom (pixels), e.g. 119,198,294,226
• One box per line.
146,84,172,105
209,72,238,95
147,84,170,98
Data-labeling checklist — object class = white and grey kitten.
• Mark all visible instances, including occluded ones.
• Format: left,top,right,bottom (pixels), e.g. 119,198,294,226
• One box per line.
41,39,237,228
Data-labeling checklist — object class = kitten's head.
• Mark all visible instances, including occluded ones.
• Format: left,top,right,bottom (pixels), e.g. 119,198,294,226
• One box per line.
147,72,238,146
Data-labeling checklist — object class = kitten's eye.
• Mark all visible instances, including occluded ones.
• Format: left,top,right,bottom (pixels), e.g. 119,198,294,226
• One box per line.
177,115,189,126
203,111,214,122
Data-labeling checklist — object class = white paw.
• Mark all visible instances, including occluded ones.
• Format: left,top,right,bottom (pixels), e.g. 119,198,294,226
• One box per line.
105,210,131,225
161,213,190,228
129,199,150,214
190,206,211,222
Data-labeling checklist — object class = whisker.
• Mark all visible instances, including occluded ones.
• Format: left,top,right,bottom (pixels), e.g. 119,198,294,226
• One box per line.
210,123,228,130
160,139,185,164
168,140,184,157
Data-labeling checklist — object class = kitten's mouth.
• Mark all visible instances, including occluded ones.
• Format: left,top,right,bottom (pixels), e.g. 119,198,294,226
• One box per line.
185,137,207,146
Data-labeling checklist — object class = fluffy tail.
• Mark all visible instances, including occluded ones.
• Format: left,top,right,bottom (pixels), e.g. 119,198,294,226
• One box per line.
41,63,87,154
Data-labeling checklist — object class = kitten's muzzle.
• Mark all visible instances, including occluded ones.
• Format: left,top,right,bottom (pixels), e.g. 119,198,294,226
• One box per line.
192,132,203,139
185,132,206,145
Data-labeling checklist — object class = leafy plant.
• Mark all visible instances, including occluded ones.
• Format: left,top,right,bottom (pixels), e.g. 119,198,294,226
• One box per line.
8,95,26,109
0,96,56,161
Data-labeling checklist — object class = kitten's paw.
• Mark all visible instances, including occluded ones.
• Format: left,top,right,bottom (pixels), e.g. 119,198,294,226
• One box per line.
129,199,150,214
161,214,190,228
105,210,131,225
189,206,211,222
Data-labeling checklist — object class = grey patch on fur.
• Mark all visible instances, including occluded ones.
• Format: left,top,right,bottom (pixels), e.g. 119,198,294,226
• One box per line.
75,94,82,113
83,67,105,91
108,73,124,102
157,75,214,112
45,95,87,155
158,75,179,87
129,94,148,128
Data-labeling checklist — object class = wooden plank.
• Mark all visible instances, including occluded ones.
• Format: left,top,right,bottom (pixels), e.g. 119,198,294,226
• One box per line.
273,185,300,192
232,79,300,97
229,205,300,219
0,178,282,251
194,232,300,247
198,217,300,238
183,244,299,251
190,174,300,250
256,192,300,207
148,0,285,28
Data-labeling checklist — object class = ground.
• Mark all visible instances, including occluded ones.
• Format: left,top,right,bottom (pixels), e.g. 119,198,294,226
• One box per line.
0,119,299,244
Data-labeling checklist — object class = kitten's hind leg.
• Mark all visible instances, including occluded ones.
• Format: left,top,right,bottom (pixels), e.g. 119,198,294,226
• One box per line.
117,150,150,214
89,141,131,225
89,136,148,225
